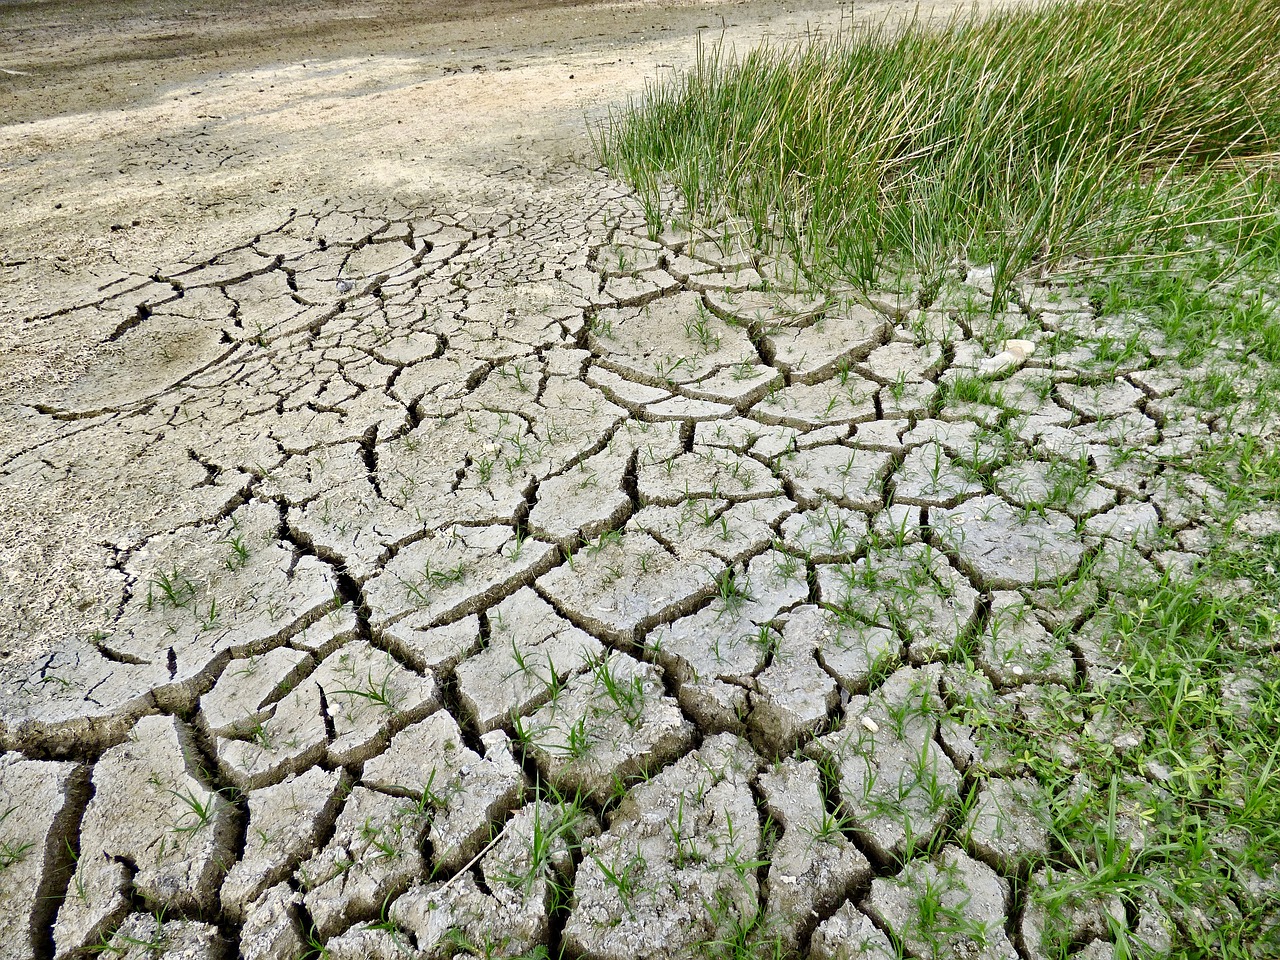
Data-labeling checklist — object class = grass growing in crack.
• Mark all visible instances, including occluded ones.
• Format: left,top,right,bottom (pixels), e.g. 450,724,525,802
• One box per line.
495,788,593,895
699,892,788,960
365,893,416,949
598,0,1280,297
953,523,1280,956
298,925,330,960
713,567,754,614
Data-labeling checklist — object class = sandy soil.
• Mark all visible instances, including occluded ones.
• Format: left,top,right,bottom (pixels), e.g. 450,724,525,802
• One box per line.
0,0,999,401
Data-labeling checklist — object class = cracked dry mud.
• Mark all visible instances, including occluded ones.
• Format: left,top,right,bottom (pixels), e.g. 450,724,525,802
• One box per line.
1,2,1257,957
1,162,1216,958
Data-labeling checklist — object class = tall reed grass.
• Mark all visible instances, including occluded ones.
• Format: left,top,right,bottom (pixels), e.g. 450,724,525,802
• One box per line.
598,0,1280,292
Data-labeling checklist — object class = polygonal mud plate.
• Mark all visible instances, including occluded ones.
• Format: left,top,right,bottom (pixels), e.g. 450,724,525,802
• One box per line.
365,525,557,630
537,529,724,643
523,651,694,802
933,495,1085,588
564,735,762,960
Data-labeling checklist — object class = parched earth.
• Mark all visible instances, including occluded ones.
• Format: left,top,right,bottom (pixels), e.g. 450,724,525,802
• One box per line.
1,1,1272,959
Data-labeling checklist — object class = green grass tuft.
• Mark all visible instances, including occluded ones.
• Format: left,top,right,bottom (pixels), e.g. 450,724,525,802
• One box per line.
598,0,1280,293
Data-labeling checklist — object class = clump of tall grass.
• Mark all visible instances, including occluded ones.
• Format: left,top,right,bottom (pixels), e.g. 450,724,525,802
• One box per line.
598,0,1280,292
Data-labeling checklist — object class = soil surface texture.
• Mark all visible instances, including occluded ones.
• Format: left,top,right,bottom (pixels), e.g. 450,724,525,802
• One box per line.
0,1,1221,959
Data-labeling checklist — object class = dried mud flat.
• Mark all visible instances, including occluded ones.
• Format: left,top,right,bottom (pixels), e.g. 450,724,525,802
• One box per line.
2,1,1276,959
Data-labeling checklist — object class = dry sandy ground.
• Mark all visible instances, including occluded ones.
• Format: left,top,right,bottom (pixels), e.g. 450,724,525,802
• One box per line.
0,0,1005,401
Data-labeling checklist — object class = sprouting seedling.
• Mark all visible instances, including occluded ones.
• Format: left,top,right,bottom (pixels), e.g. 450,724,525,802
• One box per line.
167,787,217,836
747,624,780,658
668,795,703,867
890,369,910,401
592,656,645,727
714,568,754,613
654,354,694,384
562,716,594,759
222,532,250,570
824,512,854,550
401,561,467,605
510,715,536,755
147,566,197,611
683,302,721,352
773,548,803,580
593,850,646,914
693,500,718,528
585,529,624,555
507,636,532,678
808,807,856,844
543,656,568,706
198,596,220,631
359,817,403,861
246,720,273,750
395,767,449,822
0,807,33,872
333,667,399,711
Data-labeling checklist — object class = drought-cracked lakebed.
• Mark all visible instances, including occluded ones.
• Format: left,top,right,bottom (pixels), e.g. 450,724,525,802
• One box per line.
2,1,1276,958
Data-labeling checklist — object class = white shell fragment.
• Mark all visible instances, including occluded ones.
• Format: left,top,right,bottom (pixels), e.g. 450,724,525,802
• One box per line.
978,338,1036,377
